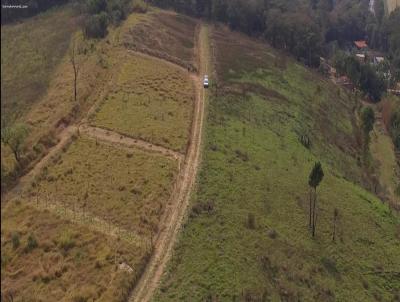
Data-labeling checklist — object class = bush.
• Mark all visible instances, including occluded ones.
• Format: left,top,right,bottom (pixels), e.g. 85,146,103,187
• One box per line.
299,134,311,149
58,232,76,252
83,12,109,39
25,234,38,253
247,213,256,229
11,232,20,249
132,0,148,13
86,0,107,14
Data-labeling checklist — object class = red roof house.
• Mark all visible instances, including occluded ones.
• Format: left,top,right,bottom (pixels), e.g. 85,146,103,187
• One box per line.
354,40,368,50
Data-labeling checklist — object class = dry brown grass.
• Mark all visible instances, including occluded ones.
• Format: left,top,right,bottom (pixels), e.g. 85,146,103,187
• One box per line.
121,10,198,71
30,136,178,235
91,52,194,153
1,201,149,302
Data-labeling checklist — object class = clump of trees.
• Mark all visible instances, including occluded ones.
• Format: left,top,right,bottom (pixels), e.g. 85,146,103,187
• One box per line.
82,0,133,39
361,106,375,142
333,52,386,102
1,123,29,166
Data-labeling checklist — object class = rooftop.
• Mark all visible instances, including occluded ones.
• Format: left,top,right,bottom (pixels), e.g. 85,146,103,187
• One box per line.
354,40,368,49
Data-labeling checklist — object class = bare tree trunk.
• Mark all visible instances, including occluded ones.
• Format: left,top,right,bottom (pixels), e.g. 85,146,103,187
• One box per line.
69,39,80,103
309,187,312,228
312,188,317,237
332,219,336,242
313,207,317,237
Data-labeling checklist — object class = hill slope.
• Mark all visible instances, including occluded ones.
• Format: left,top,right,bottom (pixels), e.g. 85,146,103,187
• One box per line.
154,25,400,301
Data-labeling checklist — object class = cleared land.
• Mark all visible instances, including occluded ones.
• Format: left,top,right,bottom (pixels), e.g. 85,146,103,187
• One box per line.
129,24,208,302
1,202,149,302
154,26,400,302
31,136,178,236
122,10,198,70
91,52,194,153
1,6,198,302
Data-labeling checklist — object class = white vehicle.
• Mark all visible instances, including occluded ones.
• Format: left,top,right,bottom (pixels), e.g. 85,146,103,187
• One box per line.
203,75,209,88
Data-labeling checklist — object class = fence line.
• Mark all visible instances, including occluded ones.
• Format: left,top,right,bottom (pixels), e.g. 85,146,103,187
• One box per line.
29,195,148,248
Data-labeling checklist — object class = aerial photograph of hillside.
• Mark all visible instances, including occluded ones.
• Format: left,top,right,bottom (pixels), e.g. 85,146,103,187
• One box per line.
1,0,399,301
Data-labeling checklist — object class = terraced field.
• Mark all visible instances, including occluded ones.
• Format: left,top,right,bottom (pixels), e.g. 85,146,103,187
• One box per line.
1,202,149,302
122,10,198,70
31,136,178,235
91,52,194,153
1,6,199,302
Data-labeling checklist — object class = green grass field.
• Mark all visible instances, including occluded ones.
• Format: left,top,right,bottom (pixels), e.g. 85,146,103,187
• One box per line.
92,52,194,153
154,27,400,301
1,201,149,302
32,136,178,235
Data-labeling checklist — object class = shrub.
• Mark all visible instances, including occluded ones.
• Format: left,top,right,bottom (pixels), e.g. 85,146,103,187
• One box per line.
86,0,107,14
267,229,278,239
132,0,148,13
247,213,256,229
83,12,109,39
299,134,311,149
11,232,20,249
25,234,38,253
58,232,76,252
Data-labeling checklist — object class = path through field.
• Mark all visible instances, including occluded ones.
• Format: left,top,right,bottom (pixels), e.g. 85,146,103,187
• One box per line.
128,23,210,302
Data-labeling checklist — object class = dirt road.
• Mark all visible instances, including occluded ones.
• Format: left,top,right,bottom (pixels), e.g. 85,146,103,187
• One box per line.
128,24,210,302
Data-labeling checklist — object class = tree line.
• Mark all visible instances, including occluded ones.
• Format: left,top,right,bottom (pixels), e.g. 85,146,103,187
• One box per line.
151,0,377,67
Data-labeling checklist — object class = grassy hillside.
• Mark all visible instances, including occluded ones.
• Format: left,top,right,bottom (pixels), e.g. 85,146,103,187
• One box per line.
1,6,199,302
154,26,400,301
1,5,79,123
32,136,178,234
1,201,149,302
91,52,194,153
122,9,198,70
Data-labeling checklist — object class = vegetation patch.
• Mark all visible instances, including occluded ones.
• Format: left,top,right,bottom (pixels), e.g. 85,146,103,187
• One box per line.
122,10,198,70
1,5,79,123
1,202,148,302
92,53,194,153
154,27,400,302
31,136,178,235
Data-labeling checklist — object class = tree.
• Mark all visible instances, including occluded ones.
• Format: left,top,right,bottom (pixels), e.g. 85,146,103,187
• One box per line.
1,123,29,165
308,161,324,237
361,106,375,148
332,208,339,242
69,38,82,103
83,12,109,38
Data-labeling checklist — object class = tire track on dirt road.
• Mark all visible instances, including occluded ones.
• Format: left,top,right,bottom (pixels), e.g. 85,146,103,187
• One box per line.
128,23,210,302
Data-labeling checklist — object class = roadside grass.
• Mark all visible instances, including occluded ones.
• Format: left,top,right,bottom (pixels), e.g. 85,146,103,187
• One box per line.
30,136,178,236
91,52,194,153
154,27,400,301
1,201,149,302
1,4,79,123
121,10,198,70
